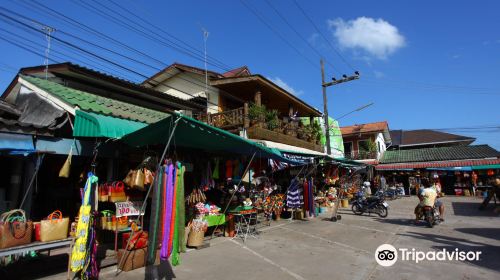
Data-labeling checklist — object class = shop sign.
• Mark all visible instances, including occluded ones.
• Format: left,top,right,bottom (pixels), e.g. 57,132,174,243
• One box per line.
115,201,144,217
282,152,315,164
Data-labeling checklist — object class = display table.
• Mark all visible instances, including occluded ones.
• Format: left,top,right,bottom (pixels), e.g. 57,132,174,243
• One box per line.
0,237,74,279
203,214,226,227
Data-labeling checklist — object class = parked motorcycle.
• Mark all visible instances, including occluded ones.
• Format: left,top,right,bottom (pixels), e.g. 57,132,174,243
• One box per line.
422,205,441,228
351,189,389,218
385,186,405,200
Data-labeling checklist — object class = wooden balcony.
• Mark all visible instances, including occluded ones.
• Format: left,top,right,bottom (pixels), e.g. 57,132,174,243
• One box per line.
194,105,324,152
247,126,324,152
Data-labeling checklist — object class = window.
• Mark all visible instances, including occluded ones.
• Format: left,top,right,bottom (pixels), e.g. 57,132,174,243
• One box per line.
344,142,353,157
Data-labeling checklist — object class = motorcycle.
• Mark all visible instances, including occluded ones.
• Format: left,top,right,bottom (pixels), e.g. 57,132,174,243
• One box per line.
351,189,389,218
385,186,405,200
422,205,441,228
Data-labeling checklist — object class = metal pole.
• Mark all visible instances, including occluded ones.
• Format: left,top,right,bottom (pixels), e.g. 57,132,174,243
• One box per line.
321,59,331,155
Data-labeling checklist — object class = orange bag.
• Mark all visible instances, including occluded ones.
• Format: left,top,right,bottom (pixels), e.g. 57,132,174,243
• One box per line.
144,169,154,186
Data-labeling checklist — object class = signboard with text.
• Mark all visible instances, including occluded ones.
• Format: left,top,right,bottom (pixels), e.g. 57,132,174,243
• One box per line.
115,201,144,217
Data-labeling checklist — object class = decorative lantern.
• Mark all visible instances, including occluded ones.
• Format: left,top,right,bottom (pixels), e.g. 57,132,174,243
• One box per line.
487,169,495,176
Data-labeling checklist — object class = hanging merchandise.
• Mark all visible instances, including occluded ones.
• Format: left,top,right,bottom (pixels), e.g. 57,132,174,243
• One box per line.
212,158,220,180
147,166,163,266
225,159,233,180
144,168,155,185
58,145,73,178
160,163,175,260
286,179,303,209
132,168,145,190
175,162,187,255
71,172,98,276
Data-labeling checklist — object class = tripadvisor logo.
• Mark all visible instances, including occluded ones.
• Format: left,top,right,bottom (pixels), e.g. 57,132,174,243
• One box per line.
375,244,482,267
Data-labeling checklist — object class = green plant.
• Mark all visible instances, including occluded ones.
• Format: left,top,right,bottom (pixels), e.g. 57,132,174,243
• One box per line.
265,109,280,130
367,140,378,153
248,103,266,122
311,121,323,142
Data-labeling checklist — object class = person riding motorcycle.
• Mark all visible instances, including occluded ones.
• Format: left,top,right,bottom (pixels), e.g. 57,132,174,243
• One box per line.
414,179,437,223
431,177,445,222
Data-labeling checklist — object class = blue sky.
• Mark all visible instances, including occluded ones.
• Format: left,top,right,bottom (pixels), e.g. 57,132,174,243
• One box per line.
1,0,499,149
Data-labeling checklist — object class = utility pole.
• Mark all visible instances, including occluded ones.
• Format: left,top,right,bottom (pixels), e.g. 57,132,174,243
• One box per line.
321,59,360,155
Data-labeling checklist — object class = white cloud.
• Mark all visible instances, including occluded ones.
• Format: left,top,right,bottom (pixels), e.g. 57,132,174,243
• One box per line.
328,17,405,59
268,77,303,96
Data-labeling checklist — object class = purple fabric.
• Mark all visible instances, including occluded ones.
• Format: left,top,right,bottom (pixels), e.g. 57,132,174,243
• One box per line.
161,164,175,260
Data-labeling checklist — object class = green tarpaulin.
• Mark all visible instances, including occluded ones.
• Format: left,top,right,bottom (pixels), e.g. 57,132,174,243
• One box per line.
472,164,500,170
121,113,300,164
73,110,147,139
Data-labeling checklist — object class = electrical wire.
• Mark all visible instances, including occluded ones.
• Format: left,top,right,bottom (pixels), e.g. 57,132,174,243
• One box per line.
292,0,357,73
239,0,319,71
264,0,339,75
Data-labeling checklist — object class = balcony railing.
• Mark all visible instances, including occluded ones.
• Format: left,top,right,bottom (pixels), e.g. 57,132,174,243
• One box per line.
345,150,378,160
194,105,324,152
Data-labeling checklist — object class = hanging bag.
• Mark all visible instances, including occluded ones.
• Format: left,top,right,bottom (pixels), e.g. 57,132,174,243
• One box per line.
40,210,69,242
59,144,73,178
144,169,154,186
0,209,33,249
131,168,145,190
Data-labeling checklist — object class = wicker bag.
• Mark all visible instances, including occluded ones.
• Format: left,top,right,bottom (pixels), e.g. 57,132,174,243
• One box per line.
40,210,69,242
0,209,33,249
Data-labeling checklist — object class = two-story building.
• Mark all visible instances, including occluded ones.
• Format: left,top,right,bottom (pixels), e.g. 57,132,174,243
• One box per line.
340,121,392,164
142,63,325,154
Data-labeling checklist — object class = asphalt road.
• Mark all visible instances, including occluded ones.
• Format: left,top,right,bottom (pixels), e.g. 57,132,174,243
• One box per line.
34,196,500,280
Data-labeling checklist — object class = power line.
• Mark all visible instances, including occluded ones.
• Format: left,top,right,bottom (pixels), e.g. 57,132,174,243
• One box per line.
239,0,319,71
108,0,233,72
17,0,167,67
0,5,243,107
263,0,339,74
292,0,356,73
72,0,232,72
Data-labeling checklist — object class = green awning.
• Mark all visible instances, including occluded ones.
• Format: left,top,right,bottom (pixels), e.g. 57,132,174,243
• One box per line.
121,113,300,164
73,110,147,139
472,164,500,170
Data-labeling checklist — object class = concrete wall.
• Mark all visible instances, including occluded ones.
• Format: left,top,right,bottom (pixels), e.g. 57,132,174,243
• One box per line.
152,72,219,114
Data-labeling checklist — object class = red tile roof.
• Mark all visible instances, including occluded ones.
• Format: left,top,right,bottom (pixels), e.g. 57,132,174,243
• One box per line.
222,66,251,77
376,158,500,170
340,121,389,136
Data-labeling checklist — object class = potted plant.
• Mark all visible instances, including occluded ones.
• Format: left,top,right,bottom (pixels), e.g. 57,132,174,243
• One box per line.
265,109,281,132
248,103,266,127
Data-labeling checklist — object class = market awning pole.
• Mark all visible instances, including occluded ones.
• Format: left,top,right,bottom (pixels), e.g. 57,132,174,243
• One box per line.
117,116,180,276
19,153,45,210
210,151,257,240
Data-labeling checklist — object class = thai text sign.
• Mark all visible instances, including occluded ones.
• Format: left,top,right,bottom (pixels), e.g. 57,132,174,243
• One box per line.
115,201,144,217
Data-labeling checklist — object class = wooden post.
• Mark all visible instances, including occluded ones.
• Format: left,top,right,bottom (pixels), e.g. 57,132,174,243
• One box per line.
254,91,261,106
207,112,211,125
289,104,294,118
243,103,250,128
309,116,314,125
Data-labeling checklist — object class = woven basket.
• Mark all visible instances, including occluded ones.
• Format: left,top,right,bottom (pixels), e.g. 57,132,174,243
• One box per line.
187,230,204,247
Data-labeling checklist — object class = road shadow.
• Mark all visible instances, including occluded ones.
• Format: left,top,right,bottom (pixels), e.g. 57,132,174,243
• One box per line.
451,201,498,217
398,231,500,272
455,228,500,241
145,260,175,280
372,217,421,227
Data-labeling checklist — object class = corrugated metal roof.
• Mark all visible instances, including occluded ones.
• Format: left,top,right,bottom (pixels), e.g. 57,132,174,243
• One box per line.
381,145,500,164
20,75,168,124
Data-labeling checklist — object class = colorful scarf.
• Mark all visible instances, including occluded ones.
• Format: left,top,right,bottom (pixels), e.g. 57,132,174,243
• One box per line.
160,163,175,260
172,162,185,265
148,166,163,265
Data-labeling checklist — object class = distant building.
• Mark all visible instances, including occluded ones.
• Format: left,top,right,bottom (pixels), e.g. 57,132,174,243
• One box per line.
340,121,391,163
389,129,475,150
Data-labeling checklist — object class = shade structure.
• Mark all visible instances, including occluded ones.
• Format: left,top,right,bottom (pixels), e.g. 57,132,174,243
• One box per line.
0,132,34,151
121,113,300,164
73,110,148,139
